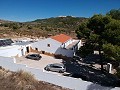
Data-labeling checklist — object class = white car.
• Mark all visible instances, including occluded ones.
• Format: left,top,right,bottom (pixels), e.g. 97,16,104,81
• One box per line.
44,63,66,73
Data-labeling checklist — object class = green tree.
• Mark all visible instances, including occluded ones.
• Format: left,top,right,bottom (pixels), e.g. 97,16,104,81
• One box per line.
76,14,120,71
103,44,120,62
104,19,120,45
107,9,120,20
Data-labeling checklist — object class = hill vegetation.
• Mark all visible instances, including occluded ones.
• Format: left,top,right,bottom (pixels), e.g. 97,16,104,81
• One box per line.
0,16,87,38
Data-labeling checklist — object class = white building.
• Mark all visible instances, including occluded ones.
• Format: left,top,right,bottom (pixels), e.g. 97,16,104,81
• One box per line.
0,34,82,58
0,39,32,57
31,34,82,57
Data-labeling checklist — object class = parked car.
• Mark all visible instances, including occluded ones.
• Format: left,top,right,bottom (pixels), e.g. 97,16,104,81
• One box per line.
44,63,66,73
26,54,42,60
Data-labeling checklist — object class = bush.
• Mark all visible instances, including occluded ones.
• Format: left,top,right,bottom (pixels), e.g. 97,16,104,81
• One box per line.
116,69,120,79
16,70,36,83
0,68,69,90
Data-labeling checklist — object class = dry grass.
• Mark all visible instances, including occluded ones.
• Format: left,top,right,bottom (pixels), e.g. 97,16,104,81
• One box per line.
0,67,70,90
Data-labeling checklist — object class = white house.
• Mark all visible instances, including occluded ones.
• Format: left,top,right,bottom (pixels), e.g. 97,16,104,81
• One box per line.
0,39,32,57
31,34,82,57
0,34,82,58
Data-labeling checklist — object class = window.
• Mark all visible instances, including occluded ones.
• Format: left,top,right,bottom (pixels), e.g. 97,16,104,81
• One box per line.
30,55,36,57
47,44,50,47
42,51,45,54
52,66,61,68
35,48,38,51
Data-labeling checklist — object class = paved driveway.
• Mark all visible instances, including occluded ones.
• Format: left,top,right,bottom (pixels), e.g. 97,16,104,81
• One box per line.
16,54,63,70
1,56,120,90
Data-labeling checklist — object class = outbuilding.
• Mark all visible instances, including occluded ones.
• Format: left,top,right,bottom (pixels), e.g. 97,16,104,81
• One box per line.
0,39,32,57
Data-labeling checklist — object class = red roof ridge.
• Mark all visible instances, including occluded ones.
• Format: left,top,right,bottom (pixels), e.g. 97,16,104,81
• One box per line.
51,34,72,43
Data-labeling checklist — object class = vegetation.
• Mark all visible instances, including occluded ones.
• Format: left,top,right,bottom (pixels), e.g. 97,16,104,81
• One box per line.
0,67,69,90
76,9,120,71
0,16,87,38
116,69,120,79
107,9,120,20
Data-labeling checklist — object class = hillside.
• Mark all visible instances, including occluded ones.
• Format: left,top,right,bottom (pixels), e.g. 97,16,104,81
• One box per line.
0,16,88,38
32,16,86,29
0,19,14,23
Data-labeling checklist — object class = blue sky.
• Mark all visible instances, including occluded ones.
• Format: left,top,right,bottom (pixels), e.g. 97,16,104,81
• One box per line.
0,0,120,22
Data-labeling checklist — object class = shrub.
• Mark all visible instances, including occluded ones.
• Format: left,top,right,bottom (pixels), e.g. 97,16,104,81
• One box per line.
16,70,36,83
116,69,120,79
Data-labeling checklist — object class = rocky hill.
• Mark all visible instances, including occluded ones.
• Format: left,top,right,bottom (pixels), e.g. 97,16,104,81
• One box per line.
0,16,88,38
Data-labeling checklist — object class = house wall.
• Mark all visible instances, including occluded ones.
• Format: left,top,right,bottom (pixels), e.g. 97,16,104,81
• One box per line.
0,45,30,57
31,38,75,57
31,38,82,57
60,39,73,48
31,38,61,54
72,40,81,51
16,44,31,56
64,39,73,48
60,40,82,57
77,40,82,49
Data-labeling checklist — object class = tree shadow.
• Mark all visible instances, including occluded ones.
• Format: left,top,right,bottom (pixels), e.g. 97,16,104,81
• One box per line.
87,83,113,90
83,54,101,64
62,58,120,87
83,54,119,68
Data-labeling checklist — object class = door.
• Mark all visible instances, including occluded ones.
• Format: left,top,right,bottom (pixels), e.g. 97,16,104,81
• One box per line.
42,51,45,54
21,49,24,56
26,47,29,53
52,66,61,72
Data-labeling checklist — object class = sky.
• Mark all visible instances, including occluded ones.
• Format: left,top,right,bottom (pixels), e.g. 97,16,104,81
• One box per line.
0,0,120,22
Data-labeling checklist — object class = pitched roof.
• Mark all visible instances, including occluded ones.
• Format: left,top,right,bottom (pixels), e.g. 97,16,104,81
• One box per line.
51,34,71,43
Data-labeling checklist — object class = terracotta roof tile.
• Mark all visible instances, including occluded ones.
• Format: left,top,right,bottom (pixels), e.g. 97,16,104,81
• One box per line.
51,34,71,43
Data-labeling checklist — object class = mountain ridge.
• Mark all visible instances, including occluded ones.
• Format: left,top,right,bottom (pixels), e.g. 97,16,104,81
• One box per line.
0,16,88,38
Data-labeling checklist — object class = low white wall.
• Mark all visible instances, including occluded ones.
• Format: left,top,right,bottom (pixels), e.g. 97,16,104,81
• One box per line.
0,45,28,57
0,46,20,57
0,56,27,71
0,56,16,63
